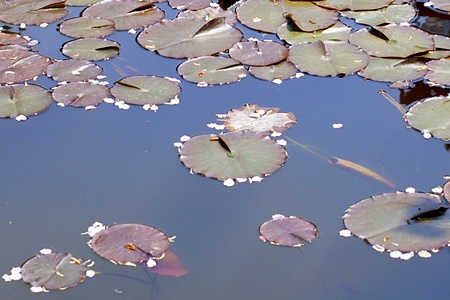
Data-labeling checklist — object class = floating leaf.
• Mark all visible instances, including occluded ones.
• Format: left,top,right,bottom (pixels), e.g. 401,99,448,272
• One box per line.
316,0,393,10
288,40,369,77
343,192,450,253
142,250,188,278
357,57,428,83
110,75,181,107
259,214,318,247
177,56,246,86
0,0,68,25
427,0,450,13
424,59,450,86
46,59,103,82
0,32,31,47
20,252,94,291
178,131,287,182
249,61,298,83
229,40,289,67
62,38,120,61
219,104,297,134
59,17,115,38
405,95,450,141
82,0,164,30
0,47,51,83
52,82,110,107
89,223,171,265
349,25,435,58
66,0,103,5
340,4,416,26
137,16,243,58
0,84,52,118
169,0,211,10
444,180,450,202
178,6,237,25
277,21,351,45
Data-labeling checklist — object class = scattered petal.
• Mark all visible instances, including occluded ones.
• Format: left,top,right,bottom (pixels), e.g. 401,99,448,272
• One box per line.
223,178,235,187
339,229,352,237
418,250,432,258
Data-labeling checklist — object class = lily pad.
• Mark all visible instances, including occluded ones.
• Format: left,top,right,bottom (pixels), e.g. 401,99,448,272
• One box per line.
316,0,393,10
229,40,289,67
137,16,243,58
178,131,287,182
0,84,52,118
249,61,298,83
52,82,110,107
110,75,181,107
0,47,51,83
424,59,450,86
0,0,68,25
357,57,428,83
405,95,450,141
219,104,297,134
45,59,103,82
20,251,94,291
343,192,450,253
82,0,164,30
143,250,189,278
0,32,31,47
178,6,237,25
259,214,319,247
62,38,120,61
288,40,369,77
177,56,247,86
89,223,171,265
340,4,416,26
277,21,351,45
349,24,435,58
169,0,211,10
59,17,115,38
427,0,450,13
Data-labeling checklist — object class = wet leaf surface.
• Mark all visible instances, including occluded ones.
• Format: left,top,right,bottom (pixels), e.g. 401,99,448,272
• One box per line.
52,82,110,107
0,84,52,118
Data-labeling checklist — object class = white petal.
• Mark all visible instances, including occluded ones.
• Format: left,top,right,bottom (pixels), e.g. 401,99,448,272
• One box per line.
372,244,385,253
30,286,44,293
276,139,287,146
143,104,151,111
39,248,52,255
180,135,191,142
251,176,263,182
272,78,282,84
272,214,285,220
85,270,96,277
332,123,343,129
236,178,247,183
405,187,416,193
15,115,27,121
146,259,156,268
431,186,442,194
173,142,183,148
400,251,414,260
389,250,402,258
223,178,235,187
339,229,352,237
418,250,431,258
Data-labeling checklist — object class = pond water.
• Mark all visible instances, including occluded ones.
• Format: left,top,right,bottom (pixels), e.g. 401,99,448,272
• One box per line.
2,2,450,300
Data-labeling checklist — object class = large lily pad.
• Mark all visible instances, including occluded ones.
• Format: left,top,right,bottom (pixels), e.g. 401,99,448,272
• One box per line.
229,40,289,67
177,56,247,86
62,38,120,61
59,17,115,38
277,21,351,45
288,40,369,77
349,25,435,58
340,4,416,26
405,95,450,141
259,214,319,247
0,47,51,83
137,16,243,58
89,223,171,265
178,131,287,182
0,0,68,25
0,84,53,118
316,0,393,11
343,192,450,253
219,104,297,134
52,82,110,107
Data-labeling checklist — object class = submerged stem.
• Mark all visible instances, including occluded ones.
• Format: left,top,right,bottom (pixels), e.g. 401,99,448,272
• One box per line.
378,90,406,115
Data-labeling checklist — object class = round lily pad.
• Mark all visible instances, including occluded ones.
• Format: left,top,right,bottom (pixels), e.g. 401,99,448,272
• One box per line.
277,21,351,45
340,4,417,26
249,61,298,83
343,192,450,253
62,38,120,61
45,59,103,82
405,95,450,141
178,131,288,181
0,84,52,118
21,252,93,291
169,0,211,10
316,0,393,11
89,223,171,265
229,40,289,67
424,59,450,86
59,17,115,38
288,40,369,77
52,82,110,107
358,57,428,83
259,214,319,247
0,47,51,83
0,0,68,25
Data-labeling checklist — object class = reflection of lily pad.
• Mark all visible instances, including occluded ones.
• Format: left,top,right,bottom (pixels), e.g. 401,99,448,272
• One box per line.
89,223,171,265
178,131,287,181
343,192,450,253
0,84,52,118
259,214,319,247
229,40,289,67
405,95,450,141
0,0,68,25
220,103,297,134
62,38,120,61
52,82,110,107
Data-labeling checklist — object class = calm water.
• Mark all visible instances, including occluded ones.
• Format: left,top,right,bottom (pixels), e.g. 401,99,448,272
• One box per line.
1,3,450,300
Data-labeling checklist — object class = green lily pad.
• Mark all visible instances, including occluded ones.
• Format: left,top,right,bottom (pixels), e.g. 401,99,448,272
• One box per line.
277,21,351,45
288,40,369,77
422,35,450,59
349,24,435,58
62,38,120,61
229,40,289,67
137,16,243,58
178,6,237,25
0,0,68,25
45,59,103,82
169,0,211,10
20,252,94,291
316,0,393,11
59,17,115,38
249,61,298,83
424,59,450,86
0,84,52,118
0,47,51,83
236,0,338,33
357,57,428,83
177,56,247,86
110,75,181,107
219,103,297,134
259,214,319,247
178,131,288,183
82,0,164,30
52,82,110,107
343,192,450,253
405,95,450,141
340,4,416,26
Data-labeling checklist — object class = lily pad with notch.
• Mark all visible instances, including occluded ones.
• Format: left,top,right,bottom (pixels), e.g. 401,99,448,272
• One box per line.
229,40,289,67
0,47,51,83
0,0,68,25
249,61,298,83
45,59,103,82
0,84,53,118
59,17,115,38
52,82,110,107
343,191,450,253
277,21,351,45
340,4,416,26
259,214,319,247
62,38,120,61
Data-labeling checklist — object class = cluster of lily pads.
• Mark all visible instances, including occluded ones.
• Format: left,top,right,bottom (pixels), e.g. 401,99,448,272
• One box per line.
3,222,187,293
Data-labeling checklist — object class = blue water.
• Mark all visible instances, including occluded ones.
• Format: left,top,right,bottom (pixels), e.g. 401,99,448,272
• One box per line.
1,3,450,300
